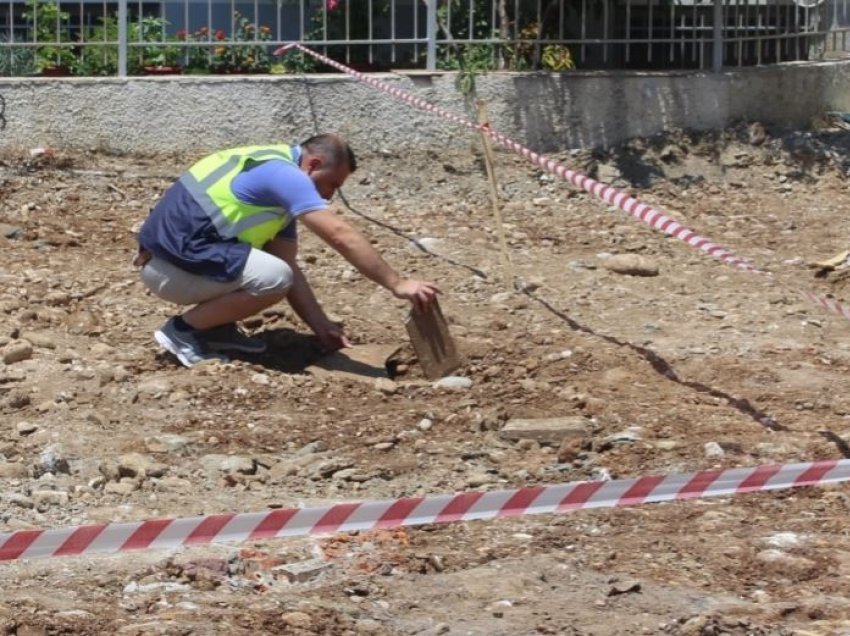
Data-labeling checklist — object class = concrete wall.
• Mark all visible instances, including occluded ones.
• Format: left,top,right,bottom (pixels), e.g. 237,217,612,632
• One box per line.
1,61,849,155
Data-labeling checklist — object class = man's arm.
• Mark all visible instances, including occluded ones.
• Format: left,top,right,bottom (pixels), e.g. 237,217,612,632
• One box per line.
299,209,440,312
264,237,350,350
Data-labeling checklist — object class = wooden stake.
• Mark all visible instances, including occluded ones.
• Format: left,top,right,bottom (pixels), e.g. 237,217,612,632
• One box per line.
476,99,515,289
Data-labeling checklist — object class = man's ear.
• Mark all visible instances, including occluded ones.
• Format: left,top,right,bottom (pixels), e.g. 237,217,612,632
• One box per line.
305,156,324,175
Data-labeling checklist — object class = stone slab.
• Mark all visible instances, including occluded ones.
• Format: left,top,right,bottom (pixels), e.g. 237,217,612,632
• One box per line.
405,300,462,380
306,344,400,383
499,416,591,445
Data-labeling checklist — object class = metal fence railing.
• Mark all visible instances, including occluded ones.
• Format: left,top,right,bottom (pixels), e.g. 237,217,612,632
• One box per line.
1,0,848,77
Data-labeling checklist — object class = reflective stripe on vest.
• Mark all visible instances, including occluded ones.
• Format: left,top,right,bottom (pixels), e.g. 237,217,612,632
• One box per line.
179,145,296,247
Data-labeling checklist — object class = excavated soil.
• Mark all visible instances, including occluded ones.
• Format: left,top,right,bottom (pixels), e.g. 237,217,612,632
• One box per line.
3,123,850,635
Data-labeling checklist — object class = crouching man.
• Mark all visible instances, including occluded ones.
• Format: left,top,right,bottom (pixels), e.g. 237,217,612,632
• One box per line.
136,133,439,367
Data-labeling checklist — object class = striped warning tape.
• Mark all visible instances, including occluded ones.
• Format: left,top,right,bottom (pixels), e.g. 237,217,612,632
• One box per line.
275,43,850,322
2,459,848,561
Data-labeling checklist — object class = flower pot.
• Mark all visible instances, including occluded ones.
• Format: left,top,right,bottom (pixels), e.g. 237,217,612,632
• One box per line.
39,65,72,77
142,66,182,75
221,68,266,75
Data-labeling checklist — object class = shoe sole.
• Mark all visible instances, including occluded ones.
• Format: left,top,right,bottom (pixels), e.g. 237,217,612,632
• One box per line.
205,340,267,355
154,329,229,367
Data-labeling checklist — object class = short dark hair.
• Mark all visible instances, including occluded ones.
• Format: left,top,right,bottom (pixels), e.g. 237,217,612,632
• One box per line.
301,133,357,173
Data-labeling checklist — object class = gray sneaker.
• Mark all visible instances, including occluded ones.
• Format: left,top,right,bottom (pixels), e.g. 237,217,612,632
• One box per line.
202,323,267,354
154,317,229,367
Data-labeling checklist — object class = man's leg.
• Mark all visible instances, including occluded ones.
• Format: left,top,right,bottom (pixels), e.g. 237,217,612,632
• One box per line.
181,249,292,328
141,249,293,366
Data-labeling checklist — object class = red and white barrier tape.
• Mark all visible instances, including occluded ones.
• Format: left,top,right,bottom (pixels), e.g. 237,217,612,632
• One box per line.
2,459,848,561
276,43,757,273
276,43,850,322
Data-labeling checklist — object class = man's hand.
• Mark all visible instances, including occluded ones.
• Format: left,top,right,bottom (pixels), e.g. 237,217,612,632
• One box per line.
391,279,441,313
314,319,352,352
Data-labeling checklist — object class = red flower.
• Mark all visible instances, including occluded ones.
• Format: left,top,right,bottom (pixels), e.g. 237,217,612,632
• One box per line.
327,0,339,11
215,29,226,41
176,29,187,40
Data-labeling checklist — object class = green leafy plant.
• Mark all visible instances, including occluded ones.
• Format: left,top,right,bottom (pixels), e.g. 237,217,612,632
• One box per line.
23,0,76,72
74,15,119,76
209,12,273,73
177,26,213,72
508,22,574,71
132,16,180,69
0,33,36,76
75,15,181,76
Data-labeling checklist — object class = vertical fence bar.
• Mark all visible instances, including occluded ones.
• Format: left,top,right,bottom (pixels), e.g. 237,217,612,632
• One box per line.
580,0,586,63
390,0,395,64
603,0,609,63
368,0,373,64
647,0,653,64
669,0,674,63
712,0,723,71
345,0,350,63
183,0,188,66
690,0,696,63
625,0,630,64
118,0,127,76
426,0,437,70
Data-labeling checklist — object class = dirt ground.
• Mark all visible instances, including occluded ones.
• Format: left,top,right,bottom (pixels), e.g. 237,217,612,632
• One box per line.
3,121,850,635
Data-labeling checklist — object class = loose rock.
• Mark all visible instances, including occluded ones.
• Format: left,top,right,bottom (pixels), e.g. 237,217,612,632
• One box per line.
603,254,659,277
2,341,33,365
500,417,590,445
433,376,473,390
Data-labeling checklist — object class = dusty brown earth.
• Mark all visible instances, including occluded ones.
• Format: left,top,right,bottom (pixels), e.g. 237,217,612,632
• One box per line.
3,122,850,635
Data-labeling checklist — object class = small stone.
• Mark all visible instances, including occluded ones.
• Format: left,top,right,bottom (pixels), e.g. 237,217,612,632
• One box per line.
763,532,802,548
2,390,31,410
433,376,473,390
145,434,191,454
21,332,56,349
104,479,139,495
466,472,495,488
603,254,659,277
89,343,114,358
703,441,725,458
273,559,331,583
607,579,641,596
117,453,166,480
137,377,172,396
2,341,33,364
251,373,271,385
7,493,34,509
219,455,256,475
280,612,313,629
374,378,398,395
0,462,29,479
417,418,433,431
750,590,771,603
373,441,395,451
600,429,642,450
0,223,24,239
39,444,70,475
33,490,70,508
16,421,38,436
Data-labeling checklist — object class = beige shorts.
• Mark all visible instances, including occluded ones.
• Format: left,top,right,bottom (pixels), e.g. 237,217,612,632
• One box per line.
140,248,293,306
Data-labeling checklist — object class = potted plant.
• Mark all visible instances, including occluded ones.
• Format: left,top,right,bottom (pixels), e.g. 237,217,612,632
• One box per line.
23,0,76,76
135,17,181,74
75,15,182,76
209,12,273,74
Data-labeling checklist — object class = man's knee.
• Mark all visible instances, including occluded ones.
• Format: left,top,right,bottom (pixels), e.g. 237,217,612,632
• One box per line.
247,259,293,297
